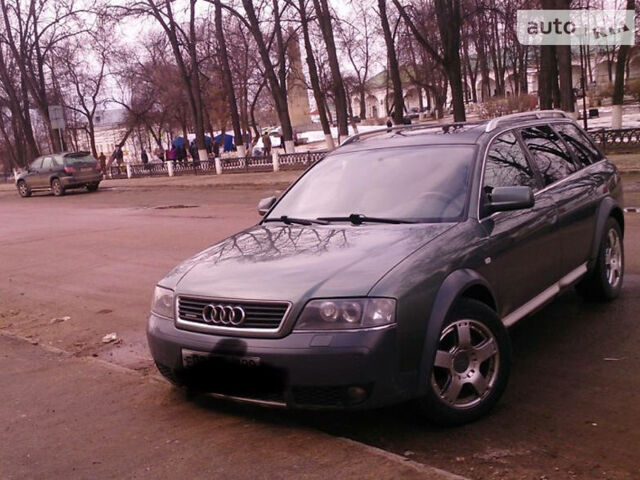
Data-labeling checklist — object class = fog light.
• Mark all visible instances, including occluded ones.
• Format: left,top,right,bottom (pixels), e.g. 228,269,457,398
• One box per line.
346,386,367,404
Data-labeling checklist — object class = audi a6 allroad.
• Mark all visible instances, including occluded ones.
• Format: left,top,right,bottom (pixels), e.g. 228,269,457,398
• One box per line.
147,111,624,425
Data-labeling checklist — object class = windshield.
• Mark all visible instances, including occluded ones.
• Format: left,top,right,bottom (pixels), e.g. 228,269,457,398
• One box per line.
267,145,475,223
63,154,97,166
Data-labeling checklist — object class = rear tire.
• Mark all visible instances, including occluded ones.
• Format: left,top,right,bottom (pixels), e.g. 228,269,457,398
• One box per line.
576,218,624,301
17,180,31,198
87,182,100,192
417,298,511,426
51,178,65,196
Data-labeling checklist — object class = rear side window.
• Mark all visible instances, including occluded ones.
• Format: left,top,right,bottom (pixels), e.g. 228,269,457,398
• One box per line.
484,132,537,191
42,157,54,169
520,125,578,186
553,123,602,166
29,158,42,169
64,154,98,166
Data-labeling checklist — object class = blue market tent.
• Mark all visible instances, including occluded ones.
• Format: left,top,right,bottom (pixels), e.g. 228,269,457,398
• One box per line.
171,136,185,148
213,133,235,152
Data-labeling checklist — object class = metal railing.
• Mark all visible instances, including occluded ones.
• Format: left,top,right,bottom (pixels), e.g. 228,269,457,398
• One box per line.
103,151,327,180
588,127,640,152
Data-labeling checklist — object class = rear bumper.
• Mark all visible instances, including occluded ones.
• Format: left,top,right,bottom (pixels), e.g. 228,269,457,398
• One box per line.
60,174,101,187
147,313,410,409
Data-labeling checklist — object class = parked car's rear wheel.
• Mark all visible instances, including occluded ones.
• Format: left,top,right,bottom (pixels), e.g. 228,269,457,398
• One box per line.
576,217,624,301
418,298,511,426
51,178,65,196
86,182,100,192
17,180,31,198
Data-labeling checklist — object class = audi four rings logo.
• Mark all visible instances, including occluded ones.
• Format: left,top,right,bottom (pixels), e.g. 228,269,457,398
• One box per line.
202,304,246,326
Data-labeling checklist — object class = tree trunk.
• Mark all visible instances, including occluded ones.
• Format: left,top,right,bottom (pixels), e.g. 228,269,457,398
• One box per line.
216,1,246,156
312,0,349,142
556,45,574,113
299,0,334,149
612,0,634,128
435,0,466,121
239,0,294,151
378,0,405,125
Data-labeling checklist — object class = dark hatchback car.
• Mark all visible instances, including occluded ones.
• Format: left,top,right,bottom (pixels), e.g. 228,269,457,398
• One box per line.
148,111,624,425
16,151,102,197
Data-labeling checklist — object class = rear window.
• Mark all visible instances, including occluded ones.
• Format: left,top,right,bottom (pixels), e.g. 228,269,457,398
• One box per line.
63,154,98,166
553,123,602,166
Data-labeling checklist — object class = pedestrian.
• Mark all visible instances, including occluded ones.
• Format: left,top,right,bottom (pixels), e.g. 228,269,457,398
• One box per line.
176,144,186,165
212,139,220,158
154,147,164,162
262,132,272,156
98,152,106,171
189,140,200,167
115,146,124,173
386,117,393,132
168,146,176,163
141,148,149,171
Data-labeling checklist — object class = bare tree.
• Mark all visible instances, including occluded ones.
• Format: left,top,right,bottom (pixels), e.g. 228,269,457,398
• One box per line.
213,0,296,152
393,0,466,122
311,0,350,141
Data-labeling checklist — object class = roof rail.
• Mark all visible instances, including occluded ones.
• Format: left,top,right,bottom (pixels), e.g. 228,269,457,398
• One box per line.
340,121,472,146
484,110,572,132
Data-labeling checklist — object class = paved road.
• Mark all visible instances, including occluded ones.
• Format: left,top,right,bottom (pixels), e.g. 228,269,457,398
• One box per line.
1,179,639,480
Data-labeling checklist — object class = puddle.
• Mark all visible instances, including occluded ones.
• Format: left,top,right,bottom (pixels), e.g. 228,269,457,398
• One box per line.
153,205,199,210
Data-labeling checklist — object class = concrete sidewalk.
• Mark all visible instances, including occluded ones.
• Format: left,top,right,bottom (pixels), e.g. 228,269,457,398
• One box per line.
0,334,465,480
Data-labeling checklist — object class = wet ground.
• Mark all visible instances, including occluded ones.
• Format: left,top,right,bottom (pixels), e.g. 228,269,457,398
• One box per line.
1,175,640,479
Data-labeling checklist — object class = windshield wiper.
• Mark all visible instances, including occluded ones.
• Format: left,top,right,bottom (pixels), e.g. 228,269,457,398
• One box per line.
317,213,416,225
264,215,329,226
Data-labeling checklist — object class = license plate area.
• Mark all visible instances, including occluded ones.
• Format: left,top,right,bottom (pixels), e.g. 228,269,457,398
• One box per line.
180,349,285,397
182,349,261,368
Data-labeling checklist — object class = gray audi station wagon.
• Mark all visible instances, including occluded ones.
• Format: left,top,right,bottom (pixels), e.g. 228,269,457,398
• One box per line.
148,111,624,425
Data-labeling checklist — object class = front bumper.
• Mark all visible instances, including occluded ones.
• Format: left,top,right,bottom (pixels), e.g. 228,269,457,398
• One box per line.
147,313,410,409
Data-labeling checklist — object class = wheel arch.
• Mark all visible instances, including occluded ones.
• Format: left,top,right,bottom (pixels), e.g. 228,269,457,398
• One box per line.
590,198,624,262
417,269,497,394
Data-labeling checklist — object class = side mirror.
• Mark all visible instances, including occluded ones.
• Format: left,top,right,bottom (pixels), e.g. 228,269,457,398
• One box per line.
485,186,534,215
257,196,277,216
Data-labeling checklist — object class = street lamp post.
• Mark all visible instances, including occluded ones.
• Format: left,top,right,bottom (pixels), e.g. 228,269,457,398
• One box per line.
579,43,588,130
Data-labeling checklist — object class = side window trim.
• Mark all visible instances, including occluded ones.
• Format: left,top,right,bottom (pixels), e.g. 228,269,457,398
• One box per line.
549,122,586,170
517,123,578,187
512,128,544,191
509,125,545,190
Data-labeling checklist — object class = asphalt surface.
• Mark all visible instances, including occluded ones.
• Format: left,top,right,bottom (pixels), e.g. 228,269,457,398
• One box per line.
1,172,640,480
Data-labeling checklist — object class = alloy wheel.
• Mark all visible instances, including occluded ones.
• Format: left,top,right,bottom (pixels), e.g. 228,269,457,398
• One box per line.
605,228,622,288
431,319,500,409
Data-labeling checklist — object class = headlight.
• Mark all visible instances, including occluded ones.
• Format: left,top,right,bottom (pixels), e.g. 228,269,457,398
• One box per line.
151,286,174,319
295,298,396,330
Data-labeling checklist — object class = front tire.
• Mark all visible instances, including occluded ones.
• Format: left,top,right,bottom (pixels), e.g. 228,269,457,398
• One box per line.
51,178,65,196
576,217,624,301
418,298,511,426
17,180,31,197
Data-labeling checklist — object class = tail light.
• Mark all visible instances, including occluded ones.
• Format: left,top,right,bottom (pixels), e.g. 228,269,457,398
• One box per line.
64,166,75,174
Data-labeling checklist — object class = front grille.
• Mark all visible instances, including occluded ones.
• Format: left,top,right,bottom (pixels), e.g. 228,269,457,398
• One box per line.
177,296,290,331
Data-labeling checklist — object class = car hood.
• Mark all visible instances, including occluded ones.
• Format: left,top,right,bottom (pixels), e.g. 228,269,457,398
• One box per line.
162,222,453,301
